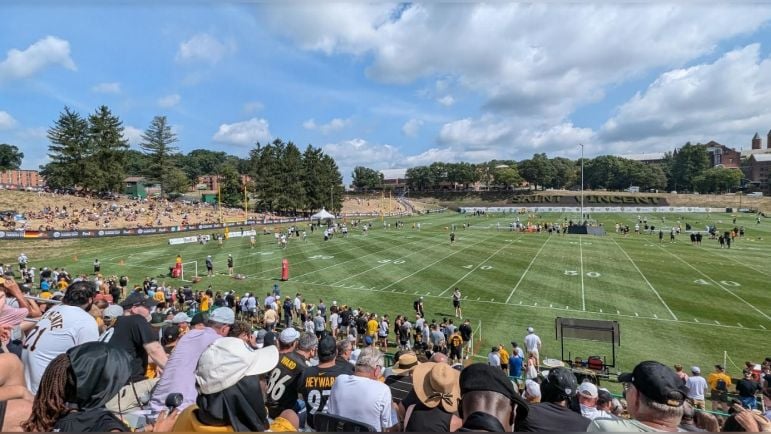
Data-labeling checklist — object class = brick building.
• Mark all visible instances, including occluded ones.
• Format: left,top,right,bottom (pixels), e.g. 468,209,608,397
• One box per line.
0,169,45,189
743,154,771,192
703,141,741,168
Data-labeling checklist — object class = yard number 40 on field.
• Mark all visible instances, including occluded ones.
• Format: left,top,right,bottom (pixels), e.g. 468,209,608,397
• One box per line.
693,279,740,286
565,270,601,277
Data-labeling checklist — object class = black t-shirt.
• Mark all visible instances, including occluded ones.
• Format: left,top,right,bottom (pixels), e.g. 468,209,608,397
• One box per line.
53,408,128,432
102,314,158,383
735,379,761,397
459,323,472,341
356,317,367,334
266,351,308,418
298,362,351,429
516,402,590,432
385,374,413,404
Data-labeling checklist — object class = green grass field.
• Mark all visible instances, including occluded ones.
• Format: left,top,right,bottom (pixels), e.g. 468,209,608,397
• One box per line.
4,211,770,377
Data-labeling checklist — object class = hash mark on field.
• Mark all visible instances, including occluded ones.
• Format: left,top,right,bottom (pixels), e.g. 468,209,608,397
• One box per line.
565,306,569,310
534,302,538,307
439,239,513,296
519,301,522,305
476,297,480,301
715,320,721,325
760,325,767,330
491,298,494,301
550,304,553,308
506,235,551,303
694,318,699,323
635,312,639,317
617,310,620,315
737,323,744,328
653,314,658,319
599,308,603,313
611,237,678,320
426,292,431,295
657,246,771,321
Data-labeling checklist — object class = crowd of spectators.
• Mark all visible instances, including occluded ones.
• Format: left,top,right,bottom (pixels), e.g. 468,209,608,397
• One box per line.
1,262,770,432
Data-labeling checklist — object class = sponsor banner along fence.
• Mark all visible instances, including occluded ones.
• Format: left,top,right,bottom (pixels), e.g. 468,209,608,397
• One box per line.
460,206,722,214
0,211,414,241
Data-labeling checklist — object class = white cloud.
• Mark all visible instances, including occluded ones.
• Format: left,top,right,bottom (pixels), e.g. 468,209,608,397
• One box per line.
303,117,351,134
92,82,121,94
302,119,317,130
437,95,455,107
212,118,272,147
123,126,144,146
266,4,771,120
0,111,18,130
599,44,771,152
176,33,236,65
243,101,264,113
438,116,513,149
402,118,423,137
0,36,76,83
157,94,181,108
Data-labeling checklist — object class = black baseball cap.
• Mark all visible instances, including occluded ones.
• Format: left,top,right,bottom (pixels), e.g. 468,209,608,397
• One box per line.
318,335,337,358
120,292,158,309
541,367,578,402
190,312,208,327
460,363,529,421
263,331,277,347
618,361,688,407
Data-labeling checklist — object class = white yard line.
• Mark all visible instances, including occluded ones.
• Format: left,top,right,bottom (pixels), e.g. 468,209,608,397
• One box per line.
505,235,551,303
579,236,586,311
658,246,771,321
611,237,678,320
332,237,455,285
437,240,514,296
378,233,503,292
247,275,768,331
702,248,771,277
273,232,445,280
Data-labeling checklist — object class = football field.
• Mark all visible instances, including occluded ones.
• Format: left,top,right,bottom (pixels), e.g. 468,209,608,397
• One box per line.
6,211,770,374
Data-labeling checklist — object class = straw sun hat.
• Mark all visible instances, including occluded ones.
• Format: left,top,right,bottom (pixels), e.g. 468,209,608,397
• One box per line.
411,362,461,413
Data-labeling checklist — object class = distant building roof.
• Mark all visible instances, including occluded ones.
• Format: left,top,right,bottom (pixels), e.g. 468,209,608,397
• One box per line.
750,153,771,162
753,132,761,139
741,148,771,157
125,176,146,183
617,152,666,162
380,168,408,180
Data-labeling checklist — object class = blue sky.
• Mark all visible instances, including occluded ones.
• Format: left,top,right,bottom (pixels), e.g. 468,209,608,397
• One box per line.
3,3,771,184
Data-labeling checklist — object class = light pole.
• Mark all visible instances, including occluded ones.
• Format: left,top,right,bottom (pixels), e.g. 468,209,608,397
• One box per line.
580,143,585,222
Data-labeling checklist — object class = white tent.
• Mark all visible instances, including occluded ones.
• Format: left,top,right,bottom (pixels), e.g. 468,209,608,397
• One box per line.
310,208,335,221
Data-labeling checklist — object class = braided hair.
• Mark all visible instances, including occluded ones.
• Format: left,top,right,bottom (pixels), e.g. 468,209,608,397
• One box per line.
22,353,76,432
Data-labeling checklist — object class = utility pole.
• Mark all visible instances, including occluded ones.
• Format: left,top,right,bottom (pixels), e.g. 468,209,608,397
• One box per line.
580,143,585,222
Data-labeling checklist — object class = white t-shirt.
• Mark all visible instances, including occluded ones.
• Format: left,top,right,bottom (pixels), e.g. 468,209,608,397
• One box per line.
488,352,501,367
686,375,708,400
328,374,396,431
330,313,339,329
23,304,99,394
524,333,541,352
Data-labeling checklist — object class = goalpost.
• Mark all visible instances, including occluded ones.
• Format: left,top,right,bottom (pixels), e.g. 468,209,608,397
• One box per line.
468,319,483,359
181,260,199,282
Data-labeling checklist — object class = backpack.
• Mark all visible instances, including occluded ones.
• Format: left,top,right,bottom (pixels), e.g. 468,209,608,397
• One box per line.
716,378,727,391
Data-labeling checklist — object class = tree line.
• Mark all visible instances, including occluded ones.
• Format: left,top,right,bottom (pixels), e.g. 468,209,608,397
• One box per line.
354,144,742,194
37,106,344,213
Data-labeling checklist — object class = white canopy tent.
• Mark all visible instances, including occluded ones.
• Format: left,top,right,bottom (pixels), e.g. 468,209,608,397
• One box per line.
310,208,336,221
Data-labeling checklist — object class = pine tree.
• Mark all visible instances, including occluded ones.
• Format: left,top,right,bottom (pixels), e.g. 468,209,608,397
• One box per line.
40,107,94,190
140,116,179,197
88,105,129,192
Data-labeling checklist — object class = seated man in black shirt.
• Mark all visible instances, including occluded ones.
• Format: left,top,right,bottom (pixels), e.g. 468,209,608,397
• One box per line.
516,367,590,432
458,363,529,432
101,292,168,415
